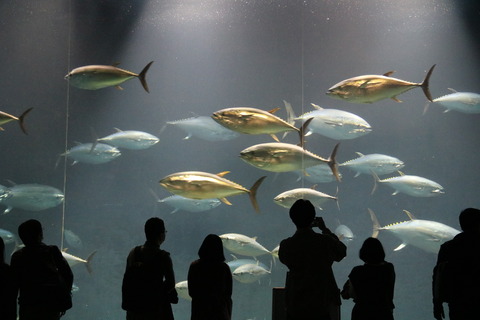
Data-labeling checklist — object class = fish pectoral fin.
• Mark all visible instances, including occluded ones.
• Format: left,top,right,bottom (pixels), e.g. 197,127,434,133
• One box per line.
383,71,396,77
219,198,232,206
394,243,407,251
391,190,399,196
115,85,124,90
391,96,403,103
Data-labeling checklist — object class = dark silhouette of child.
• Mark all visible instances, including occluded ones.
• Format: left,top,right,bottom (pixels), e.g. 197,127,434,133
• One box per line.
0,237,17,320
10,219,73,320
341,237,395,320
122,217,178,320
188,234,232,320
433,208,480,320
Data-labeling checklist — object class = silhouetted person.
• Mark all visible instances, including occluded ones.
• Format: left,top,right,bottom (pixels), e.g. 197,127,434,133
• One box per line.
188,234,233,320
279,199,347,320
122,217,178,320
341,237,395,320
0,237,17,320
10,219,73,320
432,208,480,320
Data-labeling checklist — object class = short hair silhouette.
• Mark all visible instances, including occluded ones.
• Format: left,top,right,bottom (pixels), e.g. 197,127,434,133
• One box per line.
198,234,225,262
18,219,43,246
144,217,165,241
359,237,385,264
459,208,480,232
289,199,316,228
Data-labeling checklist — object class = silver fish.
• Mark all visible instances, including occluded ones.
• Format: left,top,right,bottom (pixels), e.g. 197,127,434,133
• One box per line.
273,187,337,210
159,171,266,212
369,209,459,253
227,255,269,272
327,65,436,103
0,184,64,214
372,172,444,197
212,105,305,142
427,89,480,114
63,143,121,165
232,263,270,283
167,116,240,141
64,229,83,249
340,152,405,177
239,142,340,181
158,195,221,213
295,103,371,140
98,129,159,150
293,164,340,184
65,61,153,92
220,233,271,257
0,228,17,245
175,280,191,301
62,250,97,274
334,224,355,244
0,108,33,135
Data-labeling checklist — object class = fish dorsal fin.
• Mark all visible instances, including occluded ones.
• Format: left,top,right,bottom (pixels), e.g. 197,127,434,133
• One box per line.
398,171,405,176
394,243,407,251
115,85,124,91
403,210,416,220
112,62,121,67
270,134,280,142
355,152,365,157
310,184,317,190
113,128,123,132
216,171,230,177
62,248,69,252
252,236,257,241
447,88,457,93
219,198,232,206
310,103,323,110
383,71,396,77
230,254,238,260
268,107,281,114
391,96,403,103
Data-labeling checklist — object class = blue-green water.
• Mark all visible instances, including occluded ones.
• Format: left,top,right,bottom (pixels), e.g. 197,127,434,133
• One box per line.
1,1,479,319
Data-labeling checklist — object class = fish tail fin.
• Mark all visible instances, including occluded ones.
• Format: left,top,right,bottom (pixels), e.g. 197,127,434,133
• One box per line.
249,176,267,213
423,101,431,115
18,107,33,135
85,251,97,274
368,208,381,238
298,117,313,148
420,64,436,102
139,61,154,93
370,170,380,195
327,143,341,182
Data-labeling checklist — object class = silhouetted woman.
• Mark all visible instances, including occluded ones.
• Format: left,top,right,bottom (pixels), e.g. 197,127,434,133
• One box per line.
0,237,17,320
341,237,395,320
188,234,232,320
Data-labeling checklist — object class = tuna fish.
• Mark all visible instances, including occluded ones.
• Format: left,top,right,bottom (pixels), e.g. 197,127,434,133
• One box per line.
293,164,340,184
232,263,270,283
369,209,460,253
97,129,159,150
62,143,121,165
158,195,221,213
0,228,17,245
340,152,405,177
220,233,271,257
212,105,308,143
159,171,266,213
426,89,480,114
372,171,444,197
0,107,33,135
65,61,153,92
327,65,436,103
239,142,340,181
273,187,337,210
175,280,191,301
64,229,83,250
0,184,65,214
334,224,355,244
62,249,97,274
226,255,269,272
295,104,371,140
166,116,240,141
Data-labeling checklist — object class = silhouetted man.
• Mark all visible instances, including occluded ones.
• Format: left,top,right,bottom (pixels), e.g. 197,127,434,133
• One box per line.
122,217,178,320
433,208,480,320
11,219,73,320
279,199,347,320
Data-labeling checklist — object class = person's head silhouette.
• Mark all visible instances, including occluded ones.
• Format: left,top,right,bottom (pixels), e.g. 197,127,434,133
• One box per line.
359,237,386,264
145,217,166,244
198,234,225,262
459,208,480,233
18,219,43,246
289,199,316,228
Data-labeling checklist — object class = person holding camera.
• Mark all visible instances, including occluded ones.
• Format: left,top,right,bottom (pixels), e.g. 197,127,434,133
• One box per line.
279,199,347,320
